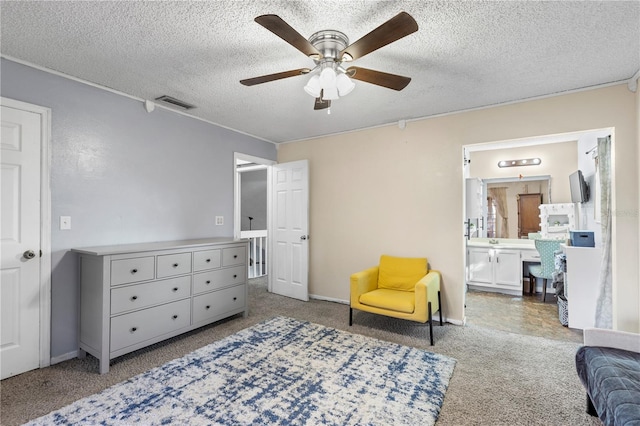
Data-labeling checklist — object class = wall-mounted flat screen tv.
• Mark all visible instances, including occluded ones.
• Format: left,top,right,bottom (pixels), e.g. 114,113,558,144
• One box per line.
569,170,589,203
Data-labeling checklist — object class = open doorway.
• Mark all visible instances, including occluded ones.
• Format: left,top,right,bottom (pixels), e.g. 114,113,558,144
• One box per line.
462,128,612,343
234,153,275,280
234,154,311,301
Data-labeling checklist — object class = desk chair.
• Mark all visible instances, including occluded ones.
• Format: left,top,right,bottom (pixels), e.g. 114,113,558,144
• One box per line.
528,239,562,302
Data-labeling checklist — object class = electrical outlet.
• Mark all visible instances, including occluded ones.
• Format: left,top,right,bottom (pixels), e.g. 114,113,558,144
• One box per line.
60,216,71,230
215,216,224,226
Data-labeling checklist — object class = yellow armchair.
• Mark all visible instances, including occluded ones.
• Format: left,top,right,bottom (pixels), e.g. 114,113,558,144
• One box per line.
349,255,443,345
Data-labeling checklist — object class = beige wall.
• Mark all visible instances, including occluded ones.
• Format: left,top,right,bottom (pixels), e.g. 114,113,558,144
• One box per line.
637,82,640,332
278,84,639,332
469,140,577,203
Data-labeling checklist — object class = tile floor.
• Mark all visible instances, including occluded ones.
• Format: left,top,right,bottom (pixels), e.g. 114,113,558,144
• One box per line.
464,289,584,343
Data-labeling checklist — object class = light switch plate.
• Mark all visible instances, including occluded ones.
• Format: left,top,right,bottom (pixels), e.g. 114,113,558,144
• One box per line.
215,216,224,226
60,216,71,230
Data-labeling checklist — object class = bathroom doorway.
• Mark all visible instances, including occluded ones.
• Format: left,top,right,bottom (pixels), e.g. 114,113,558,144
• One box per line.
462,128,612,341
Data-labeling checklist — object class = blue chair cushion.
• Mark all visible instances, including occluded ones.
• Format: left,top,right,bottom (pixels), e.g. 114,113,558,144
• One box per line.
529,264,543,277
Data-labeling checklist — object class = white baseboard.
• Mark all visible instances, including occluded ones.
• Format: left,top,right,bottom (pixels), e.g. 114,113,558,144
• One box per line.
50,350,78,365
309,294,349,305
430,313,463,326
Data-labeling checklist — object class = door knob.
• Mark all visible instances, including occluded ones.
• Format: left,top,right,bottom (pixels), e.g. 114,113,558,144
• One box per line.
300,235,308,241
23,250,36,260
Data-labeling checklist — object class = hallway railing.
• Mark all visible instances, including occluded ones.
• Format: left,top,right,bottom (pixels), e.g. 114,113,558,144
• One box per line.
240,230,267,278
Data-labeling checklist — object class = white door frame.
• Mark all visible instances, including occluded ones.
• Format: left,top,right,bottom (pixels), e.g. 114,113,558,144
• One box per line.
233,152,276,289
1,97,52,369
461,128,614,325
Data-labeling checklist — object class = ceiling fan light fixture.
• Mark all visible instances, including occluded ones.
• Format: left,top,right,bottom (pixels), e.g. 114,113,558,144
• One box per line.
242,13,419,111
336,73,355,96
304,75,321,98
319,67,337,89
323,86,339,100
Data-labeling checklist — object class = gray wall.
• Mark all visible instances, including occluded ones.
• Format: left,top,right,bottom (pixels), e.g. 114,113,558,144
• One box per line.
240,169,267,230
0,58,277,359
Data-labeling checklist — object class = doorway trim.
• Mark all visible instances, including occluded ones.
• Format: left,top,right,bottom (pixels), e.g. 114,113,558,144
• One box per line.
461,127,615,326
1,97,52,369
233,152,276,288
233,152,276,239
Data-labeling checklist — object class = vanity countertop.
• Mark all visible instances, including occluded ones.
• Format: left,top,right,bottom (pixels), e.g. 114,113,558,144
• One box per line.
467,238,536,250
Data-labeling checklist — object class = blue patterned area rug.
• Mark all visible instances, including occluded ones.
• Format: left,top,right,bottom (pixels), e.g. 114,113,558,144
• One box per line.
28,317,456,425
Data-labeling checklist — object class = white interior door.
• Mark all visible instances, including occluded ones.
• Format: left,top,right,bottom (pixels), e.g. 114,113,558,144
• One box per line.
270,160,309,301
1,103,43,379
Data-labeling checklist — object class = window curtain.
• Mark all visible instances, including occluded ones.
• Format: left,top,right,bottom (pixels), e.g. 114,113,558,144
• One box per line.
488,187,508,238
594,136,612,328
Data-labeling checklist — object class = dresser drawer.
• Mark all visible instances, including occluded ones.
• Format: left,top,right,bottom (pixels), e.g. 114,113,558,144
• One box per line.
111,256,155,286
193,265,246,294
192,285,246,324
157,252,192,278
222,247,246,267
110,299,190,352
110,276,191,315
193,249,221,272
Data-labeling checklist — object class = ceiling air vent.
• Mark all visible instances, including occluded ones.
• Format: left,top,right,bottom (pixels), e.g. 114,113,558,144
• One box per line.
154,95,196,110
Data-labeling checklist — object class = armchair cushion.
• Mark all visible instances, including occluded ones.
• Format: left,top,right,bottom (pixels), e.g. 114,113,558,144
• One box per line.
359,288,415,313
378,255,427,291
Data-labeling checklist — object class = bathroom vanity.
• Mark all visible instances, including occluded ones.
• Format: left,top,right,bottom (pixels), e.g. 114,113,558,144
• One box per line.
466,238,539,296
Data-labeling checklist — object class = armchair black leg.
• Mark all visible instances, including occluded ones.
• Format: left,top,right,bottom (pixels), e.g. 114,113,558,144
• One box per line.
349,307,353,326
586,393,597,417
542,278,548,302
428,301,434,346
438,291,443,326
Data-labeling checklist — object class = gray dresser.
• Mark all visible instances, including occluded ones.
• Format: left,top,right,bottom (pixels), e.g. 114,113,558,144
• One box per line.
72,238,248,374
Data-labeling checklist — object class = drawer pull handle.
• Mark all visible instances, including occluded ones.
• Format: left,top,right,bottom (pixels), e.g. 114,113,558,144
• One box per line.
206,280,211,284
172,315,178,320
131,295,138,301
233,255,238,259
233,274,237,278
131,269,138,274
173,263,179,268
206,259,211,263
233,297,237,301
172,287,178,292
205,305,210,310
130,327,137,333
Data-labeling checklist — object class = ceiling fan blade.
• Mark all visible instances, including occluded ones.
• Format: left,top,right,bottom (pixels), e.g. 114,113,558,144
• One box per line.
314,96,330,110
346,66,411,91
240,68,311,86
255,15,323,59
339,12,418,61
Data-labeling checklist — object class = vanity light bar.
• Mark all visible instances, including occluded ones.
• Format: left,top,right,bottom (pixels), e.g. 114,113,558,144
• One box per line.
497,158,542,168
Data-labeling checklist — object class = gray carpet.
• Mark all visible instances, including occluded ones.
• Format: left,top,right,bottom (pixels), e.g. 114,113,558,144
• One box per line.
1,277,599,426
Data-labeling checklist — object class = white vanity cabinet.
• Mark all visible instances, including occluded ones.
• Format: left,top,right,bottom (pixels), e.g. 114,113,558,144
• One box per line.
468,247,522,294
73,238,248,374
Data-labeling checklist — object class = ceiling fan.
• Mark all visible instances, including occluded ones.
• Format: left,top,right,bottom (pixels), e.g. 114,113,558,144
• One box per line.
240,12,418,111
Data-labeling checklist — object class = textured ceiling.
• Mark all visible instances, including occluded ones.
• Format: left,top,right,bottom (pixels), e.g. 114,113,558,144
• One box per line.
1,1,639,143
